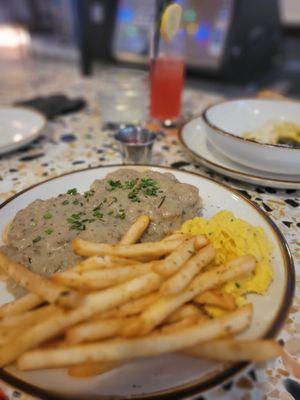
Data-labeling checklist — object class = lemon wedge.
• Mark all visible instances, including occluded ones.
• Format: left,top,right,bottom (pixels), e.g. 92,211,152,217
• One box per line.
160,3,182,43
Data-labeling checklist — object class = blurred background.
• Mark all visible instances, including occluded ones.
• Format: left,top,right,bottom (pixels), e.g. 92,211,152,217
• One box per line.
0,0,300,96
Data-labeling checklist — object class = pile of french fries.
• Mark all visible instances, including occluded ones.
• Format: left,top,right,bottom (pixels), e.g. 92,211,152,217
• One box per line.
0,215,282,378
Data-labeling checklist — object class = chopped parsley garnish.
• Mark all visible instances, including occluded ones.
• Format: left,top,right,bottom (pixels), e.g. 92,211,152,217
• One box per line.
72,199,80,205
32,235,42,243
67,212,85,230
122,179,138,189
116,208,126,220
106,180,122,191
93,209,103,219
69,213,82,220
67,218,85,230
69,222,86,231
235,282,241,289
43,212,52,220
62,200,69,205
139,178,155,188
67,188,78,195
45,228,53,235
139,178,159,196
66,209,101,230
105,177,160,202
128,189,141,203
108,210,114,216
84,189,95,198
144,186,158,196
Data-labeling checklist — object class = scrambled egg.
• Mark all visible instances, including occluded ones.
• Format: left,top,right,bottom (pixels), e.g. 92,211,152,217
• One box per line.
180,211,273,316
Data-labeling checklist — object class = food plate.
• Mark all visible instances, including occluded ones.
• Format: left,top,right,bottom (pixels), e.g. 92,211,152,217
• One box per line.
0,165,294,399
202,99,300,175
0,107,46,155
180,117,300,189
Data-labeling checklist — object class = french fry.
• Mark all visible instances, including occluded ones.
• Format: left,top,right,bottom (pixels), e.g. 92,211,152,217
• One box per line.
162,234,208,248
162,233,191,242
120,215,150,245
98,293,161,319
166,304,205,324
17,305,252,370
0,273,162,367
153,238,195,277
160,244,216,295
0,293,43,318
123,255,256,336
194,290,236,311
185,339,282,361
154,236,208,278
160,316,199,334
194,236,210,250
0,304,59,328
68,362,121,377
72,237,186,259
72,256,139,272
0,307,67,367
51,263,155,290
102,292,161,319
66,317,135,344
0,305,60,346
0,252,82,309
0,326,25,346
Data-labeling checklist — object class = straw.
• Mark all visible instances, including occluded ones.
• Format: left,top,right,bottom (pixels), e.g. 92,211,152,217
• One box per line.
153,0,173,58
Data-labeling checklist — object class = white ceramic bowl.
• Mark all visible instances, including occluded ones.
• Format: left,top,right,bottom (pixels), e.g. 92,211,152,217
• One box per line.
202,99,300,175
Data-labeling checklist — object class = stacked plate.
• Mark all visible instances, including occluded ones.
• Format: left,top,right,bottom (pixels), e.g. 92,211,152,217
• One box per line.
0,107,46,155
180,99,300,189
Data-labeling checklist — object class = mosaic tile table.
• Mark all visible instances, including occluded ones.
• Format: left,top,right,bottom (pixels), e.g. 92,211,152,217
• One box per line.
0,55,299,400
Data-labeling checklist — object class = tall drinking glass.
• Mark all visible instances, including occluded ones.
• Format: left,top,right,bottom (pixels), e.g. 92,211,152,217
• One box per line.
150,3,184,125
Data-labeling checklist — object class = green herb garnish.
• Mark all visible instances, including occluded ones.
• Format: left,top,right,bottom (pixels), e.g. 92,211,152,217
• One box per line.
128,188,141,203
108,210,114,216
73,199,80,205
105,177,160,202
123,179,138,189
81,218,96,223
62,200,69,205
116,208,126,220
139,178,159,196
93,209,103,219
84,189,95,198
235,282,241,289
106,180,122,191
32,235,42,243
67,212,85,230
69,222,86,231
69,213,82,220
67,188,78,195
43,212,52,220
45,228,53,235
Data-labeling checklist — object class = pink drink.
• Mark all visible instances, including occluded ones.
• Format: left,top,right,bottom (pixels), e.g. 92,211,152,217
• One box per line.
150,56,184,121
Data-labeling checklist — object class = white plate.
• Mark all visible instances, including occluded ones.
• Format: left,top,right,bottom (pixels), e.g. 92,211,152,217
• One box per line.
180,117,300,189
0,107,46,155
0,165,295,399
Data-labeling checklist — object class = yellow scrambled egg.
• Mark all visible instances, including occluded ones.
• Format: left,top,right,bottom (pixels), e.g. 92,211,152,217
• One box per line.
180,211,273,316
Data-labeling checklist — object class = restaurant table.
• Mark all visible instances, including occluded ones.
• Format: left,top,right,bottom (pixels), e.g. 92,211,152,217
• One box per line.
0,55,299,400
